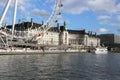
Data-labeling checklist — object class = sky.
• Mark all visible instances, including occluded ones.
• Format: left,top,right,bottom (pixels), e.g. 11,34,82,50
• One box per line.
0,0,120,34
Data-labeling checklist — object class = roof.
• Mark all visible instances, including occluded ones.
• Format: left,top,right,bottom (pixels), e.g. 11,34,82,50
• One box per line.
68,29,85,34
48,27,59,32
6,22,42,31
5,22,87,35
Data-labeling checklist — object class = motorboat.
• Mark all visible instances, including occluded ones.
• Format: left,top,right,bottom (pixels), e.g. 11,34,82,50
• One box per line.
94,47,108,54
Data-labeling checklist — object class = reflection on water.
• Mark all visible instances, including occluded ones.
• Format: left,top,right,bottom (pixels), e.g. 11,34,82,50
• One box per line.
0,53,120,80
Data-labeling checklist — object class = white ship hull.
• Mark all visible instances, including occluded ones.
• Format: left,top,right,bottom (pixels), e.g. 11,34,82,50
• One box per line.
94,47,108,54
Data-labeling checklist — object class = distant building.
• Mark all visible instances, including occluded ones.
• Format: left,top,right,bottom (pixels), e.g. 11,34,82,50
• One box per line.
98,34,120,48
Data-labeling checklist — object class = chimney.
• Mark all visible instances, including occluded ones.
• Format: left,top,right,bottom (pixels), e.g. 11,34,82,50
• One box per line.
18,19,21,24
64,21,67,30
42,21,44,25
57,23,61,32
90,31,92,35
88,31,90,35
31,18,33,27
57,23,59,27
95,32,97,36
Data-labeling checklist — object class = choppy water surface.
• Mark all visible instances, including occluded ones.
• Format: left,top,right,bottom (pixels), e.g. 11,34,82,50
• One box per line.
0,53,120,80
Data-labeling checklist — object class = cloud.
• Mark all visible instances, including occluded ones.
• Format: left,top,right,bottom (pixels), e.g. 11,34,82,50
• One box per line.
97,28,109,33
117,15,120,21
62,0,89,14
109,23,120,27
32,9,50,17
99,20,120,27
17,0,30,6
98,15,111,20
87,0,117,13
0,0,7,6
117,28,120,32
62,0,120,14
99,20,109,25
18,6,26,12
17,0,31,13
98,15,120,27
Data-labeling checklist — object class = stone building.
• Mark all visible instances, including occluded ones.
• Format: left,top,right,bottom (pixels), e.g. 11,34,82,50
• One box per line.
84,33,100,47
5,20,100,48
39,22,100,47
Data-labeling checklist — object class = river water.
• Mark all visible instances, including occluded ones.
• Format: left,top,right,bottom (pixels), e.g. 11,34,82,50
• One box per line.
0,53,120,80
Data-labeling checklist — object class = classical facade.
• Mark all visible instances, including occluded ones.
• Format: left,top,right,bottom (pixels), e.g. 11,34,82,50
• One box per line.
38,22,100,47
5,20,100,47
84,33,100,47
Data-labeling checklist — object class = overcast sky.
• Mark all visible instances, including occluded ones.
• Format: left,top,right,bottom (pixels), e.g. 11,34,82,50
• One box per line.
0,0,120,34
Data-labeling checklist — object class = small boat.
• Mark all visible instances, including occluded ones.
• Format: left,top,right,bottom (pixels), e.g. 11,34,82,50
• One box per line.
94,47,108,54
